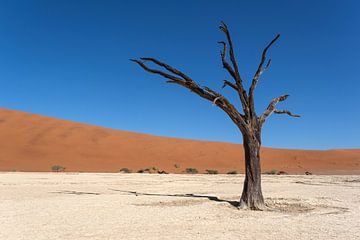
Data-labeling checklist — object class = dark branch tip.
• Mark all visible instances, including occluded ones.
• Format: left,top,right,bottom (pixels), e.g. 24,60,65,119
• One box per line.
281,94,290,101
130,59,143,64
219,21,228,32
220,21,227,28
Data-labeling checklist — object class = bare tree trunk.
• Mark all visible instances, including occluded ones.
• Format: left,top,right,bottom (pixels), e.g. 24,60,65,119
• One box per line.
239,132,265,210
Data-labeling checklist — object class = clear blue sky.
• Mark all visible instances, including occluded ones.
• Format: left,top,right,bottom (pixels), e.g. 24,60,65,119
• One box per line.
0,0,359,150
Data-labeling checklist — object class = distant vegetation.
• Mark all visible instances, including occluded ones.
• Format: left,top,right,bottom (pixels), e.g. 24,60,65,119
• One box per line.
205,169,218,174
137,167,168,174
263,169,278,175
227,170,238,174
119,168,132,173
185,168,198,174
51,165,65,172
137,168,150,173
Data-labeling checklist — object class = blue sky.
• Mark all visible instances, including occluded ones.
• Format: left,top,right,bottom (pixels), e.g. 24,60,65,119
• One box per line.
0,0,359,149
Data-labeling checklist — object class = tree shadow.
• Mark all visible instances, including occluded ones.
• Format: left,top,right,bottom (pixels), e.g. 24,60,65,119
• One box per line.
108,189,239,207
51,190,100,195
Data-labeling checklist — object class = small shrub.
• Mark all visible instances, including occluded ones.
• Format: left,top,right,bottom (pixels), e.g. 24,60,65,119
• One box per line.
277,170,288,175
174,164,180,168
206,169,218,174
137,168,151,173
263,169,277,175
185,168,198,174
227,170,238,174
51,165,65,172
119,168,132,173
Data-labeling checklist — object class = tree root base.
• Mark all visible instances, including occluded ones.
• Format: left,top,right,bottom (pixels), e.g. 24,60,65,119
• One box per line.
238,199,267,211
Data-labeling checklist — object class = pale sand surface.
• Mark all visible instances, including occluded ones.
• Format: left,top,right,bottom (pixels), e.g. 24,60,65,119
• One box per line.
1,173,359,240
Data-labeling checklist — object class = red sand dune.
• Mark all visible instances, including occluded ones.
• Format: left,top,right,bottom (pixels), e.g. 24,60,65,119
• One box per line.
0,108,359,174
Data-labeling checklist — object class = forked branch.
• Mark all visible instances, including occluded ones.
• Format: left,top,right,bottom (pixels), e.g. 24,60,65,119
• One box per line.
222,80,238,91
259,94,299,124
219,22,249,117
218,41,237,81
249,34,280,116
219,22,242,83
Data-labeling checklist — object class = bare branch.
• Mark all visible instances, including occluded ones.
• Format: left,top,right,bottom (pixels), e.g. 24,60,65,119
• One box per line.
249,34,280,117
274,109,300,117
140,58,193,82
203,86,221,96
219,22,242,83
218,41,237,81
212,96,222,105
131,58,247,128
219,22,250,117
260,59,271,75
130,59,184,83
222,80,238,91
252,35,280,86
259,94,290,123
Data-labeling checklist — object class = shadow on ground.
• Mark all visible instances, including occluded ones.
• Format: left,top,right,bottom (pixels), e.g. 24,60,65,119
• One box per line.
108,189,239,207
108,189,349,215
51,190,100,195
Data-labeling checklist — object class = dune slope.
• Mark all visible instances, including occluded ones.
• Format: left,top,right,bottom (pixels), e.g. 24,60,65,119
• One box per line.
0,108,359,174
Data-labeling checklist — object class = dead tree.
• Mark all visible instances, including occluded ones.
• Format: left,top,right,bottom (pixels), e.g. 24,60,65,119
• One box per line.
131,22,299,210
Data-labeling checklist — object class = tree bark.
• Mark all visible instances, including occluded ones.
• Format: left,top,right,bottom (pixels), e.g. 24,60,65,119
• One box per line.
239,132,265,210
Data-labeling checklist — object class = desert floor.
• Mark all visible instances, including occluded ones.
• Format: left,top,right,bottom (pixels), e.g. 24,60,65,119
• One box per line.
1,173,359,240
